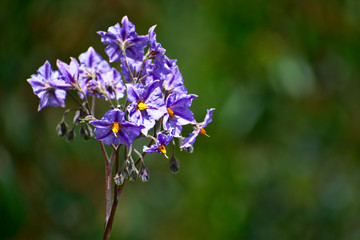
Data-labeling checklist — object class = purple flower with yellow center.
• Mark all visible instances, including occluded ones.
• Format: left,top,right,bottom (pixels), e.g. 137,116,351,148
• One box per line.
180,108,215,149
143,133,173,158
163,93,197,136
98,68,125,100
78,47,111,98
27,60,68,111
126,80,167,135
90,109,143,147
97,16,148,62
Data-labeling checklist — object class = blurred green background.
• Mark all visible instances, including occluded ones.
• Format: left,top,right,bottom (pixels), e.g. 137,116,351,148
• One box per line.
1,0,360,239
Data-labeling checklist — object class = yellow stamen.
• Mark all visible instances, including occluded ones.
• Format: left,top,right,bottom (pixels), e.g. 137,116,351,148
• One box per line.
159,144,166,154
112,122,120,137
167,108,175,117
137,102,148,111
199,128,206,135
158,144,169,158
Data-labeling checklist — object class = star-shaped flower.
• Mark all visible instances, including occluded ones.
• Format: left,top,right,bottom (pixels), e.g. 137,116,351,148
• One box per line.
27,60,68,111
146,56,187,95
163,93,197,136
98,68,125,100
180,108,215,149
143,133,173,158
126,80,167,135
78,47,111,98
90,109,143,147
98,16,148,62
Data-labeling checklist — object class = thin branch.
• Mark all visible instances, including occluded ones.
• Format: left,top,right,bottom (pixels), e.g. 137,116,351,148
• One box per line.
103,146,129,240
91,96,96,115
67,90,89,114
121,48,134,81
103,182,126,240
98,140,109,164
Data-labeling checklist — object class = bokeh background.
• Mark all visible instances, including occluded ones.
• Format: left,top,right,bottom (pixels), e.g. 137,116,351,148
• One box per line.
1,0,360,239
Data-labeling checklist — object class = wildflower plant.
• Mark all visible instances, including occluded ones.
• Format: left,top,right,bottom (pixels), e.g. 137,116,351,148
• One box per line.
27,16,214,240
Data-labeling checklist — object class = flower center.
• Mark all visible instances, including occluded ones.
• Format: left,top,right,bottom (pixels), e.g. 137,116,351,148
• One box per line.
167,108,175,117
138,102,148,111
112,122,120,137
199,128,206,135
158,144,166,154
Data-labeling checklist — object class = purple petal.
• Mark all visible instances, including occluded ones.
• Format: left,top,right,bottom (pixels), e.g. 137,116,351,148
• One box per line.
143,145,159,153
38,91,49,111
114,129,131,147
143,80,161,101
202,108,215,128
158,133,173,146
114,109,125,122
180,130,200,149
90,119,112,128
96,128,115,145
146,107,166,121
126,83,141,103
27,77,46,94
163,115,182,137
95,127,113,139
37,60,52,79
79,47,103,68
57,59,74,84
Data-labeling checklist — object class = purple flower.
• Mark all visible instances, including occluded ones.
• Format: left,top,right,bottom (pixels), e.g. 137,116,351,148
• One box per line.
162,66,188,94
90,109,143,147
143,133,173,158
78,47,111,98
146,56,187,95
163,93,197,136
99,68,125,100
56,57,80,89
180,108,215,149
126,80,167,135
27,60,68,111
98,16,148,62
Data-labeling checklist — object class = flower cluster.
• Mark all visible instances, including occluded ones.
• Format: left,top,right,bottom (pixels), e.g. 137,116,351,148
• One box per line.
28,16,214,181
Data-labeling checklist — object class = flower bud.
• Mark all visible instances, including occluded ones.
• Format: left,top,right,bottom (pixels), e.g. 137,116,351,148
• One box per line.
114,170,127,185
80,115,96,123
56,122,67,137
125,161,138,181
169,155,179,173
128,167,139,181
86,124,94,138
66,129,75,142
139,165,149,182
80,125,91,141
183,145,194,153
